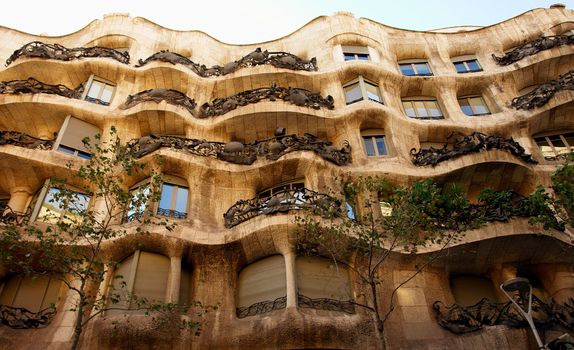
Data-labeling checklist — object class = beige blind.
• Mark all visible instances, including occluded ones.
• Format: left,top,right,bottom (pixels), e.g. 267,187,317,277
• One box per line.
0,275,61,312
133,252,170,303
341,45,369,55
450,275,498,306
296,256,352,301
58,116,101,152
237,255,286,308
179,267,192,307
110,254,134,309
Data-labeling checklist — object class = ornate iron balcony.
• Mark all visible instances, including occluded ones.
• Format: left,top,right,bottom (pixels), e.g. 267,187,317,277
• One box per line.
511,70,574,110
119,88,196,114
236,296,287,319
492,34,574,66
0,305,56,329
298,294,355,314
0,77,83,99
0,130,55,150
0,204,31,226
224,187,341,228
156,207,187,219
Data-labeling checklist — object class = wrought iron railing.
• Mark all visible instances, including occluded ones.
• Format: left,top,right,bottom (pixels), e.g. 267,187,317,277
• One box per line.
0,130,55,150
0,77,83,99
511,70,574,110
298,294,355,314
0,304,56,328
156,207,187,219
127,133,351,166
236,296,287,319
0,204,31,226
410,131,537,166
433,296,574,334
119,88,196,114
492,34,574,66
224,187,341,228
84,96,110,106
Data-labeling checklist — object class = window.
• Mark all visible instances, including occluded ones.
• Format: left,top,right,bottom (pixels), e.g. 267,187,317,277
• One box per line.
450,275,498,306
534,131,574,160
83,76,115,106
0,274,62,313
53,116,101,160
343,77,383,105
452,57,482,73
361,130,388,157
296,256,353,303
258,180,306,209
157,182,189,219
402,97,444,119
398,60,433,76
458,96,491,116
379,201,392,217
33,185,90,224
125,182,151,223
109,251,170,310
342,45,370,61
237,255,286,318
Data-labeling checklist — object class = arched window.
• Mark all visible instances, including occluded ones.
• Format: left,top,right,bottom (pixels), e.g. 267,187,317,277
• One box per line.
82,75,115,106
237,255,286,318
457,96,491,116
125,175,189,222
450,275,498,306
109,251,170,310
343,76,383,105
0,274,62,313
361,129,388,157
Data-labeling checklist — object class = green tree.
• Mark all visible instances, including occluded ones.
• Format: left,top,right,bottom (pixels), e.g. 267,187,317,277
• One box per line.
296,176,479,349
0,128,204,350
551,154,574,228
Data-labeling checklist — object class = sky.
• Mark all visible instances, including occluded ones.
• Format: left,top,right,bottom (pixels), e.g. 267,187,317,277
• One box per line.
0,0,572,44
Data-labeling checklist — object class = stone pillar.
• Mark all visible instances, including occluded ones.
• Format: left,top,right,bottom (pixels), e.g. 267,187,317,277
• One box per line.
489,264,517,301
284,251,298,308
535,264,574,303
7,186,32,213
166,256,182,303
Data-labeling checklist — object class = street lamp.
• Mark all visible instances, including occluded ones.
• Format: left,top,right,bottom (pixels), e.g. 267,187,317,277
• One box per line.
500,277,548,350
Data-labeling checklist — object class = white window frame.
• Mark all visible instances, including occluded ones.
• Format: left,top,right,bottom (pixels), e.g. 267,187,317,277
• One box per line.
361,129,388,157
156,175,189,219
82,75,116,106
457,95,491,116
30,179,91,223
451,55,483,74
398,59,433,76
341,45,370,61
401,97,444,120
343,76,383,105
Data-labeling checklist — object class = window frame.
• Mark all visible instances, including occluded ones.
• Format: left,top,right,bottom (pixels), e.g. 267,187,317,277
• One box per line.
451,55,483,74
156,175,189,219
401,97,444,120
81,75,116,106
361,129,389,157
533,130,574,161
30,179,91,223
398,59,434,77
457,95,491,116
341,45,370,61
343,76,383,105
0,274,63,313
52,115,101,160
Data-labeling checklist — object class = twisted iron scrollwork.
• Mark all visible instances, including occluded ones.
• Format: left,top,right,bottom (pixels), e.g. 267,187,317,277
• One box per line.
298,294,355,314
224,187,341,228
0,305,56,328
199,82,334,118
236,296,286,319
0,77,83,99
0,203,31,226
119,89,197,115
410,131,537,166
511,70,574,110
136,47,317,76
492,34,574,66
5,41,130,66
127,133,351,166
0,130,55,150
433,296,574,334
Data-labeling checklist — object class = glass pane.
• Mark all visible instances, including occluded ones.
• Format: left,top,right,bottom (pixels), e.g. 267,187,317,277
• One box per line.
470,97,489,115
459,99,473,116
363,136,375,156
357,53,369,60
399,64,415,76
174,187,189,217
379,201,393,216
402,101,416,118
343,53,355,61
346,202,355,220
57,145,76,155
563,132,574,149
158,183,174,216
535,137,554,158
77,151,92,160
365,82,381,102
414,63,431,76
466,60,482,72
454,62,467,73
425,100,442,118
86,81,102,99
415,101,428,118
375,136,387,155
344,83,363,104
127,185,150,221
100,85,114,103
549,135,568,155
39,188,64,221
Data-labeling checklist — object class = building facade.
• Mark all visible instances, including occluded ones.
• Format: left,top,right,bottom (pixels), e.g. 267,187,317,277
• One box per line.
0,5,573,349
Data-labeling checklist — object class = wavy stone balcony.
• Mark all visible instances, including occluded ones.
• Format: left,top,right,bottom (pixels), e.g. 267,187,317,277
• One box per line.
223,187,341,228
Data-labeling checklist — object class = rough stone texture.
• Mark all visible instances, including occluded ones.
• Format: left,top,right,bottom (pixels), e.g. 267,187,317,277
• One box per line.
0,6,573,350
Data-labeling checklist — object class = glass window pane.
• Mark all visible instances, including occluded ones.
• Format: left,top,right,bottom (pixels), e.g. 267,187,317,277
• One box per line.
454,62,467,73
127,185,150,221
343,53,355,61
400,64,415,76
425,100,442,118
470,97,489,115
363,136,375,156
562,132,574,149
86,81,102,99
346,202,355,220
375,136,387,155
403,101,416,118
414,63,431,76
549,135,568,155
174,187,189,217
344,83,363,104
57,145,76,155
365,82,381,103
158,183,174,215
357,53,369,60
100,85,114,103
415,101,428,118
459,99,473,116
466,60,482,72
